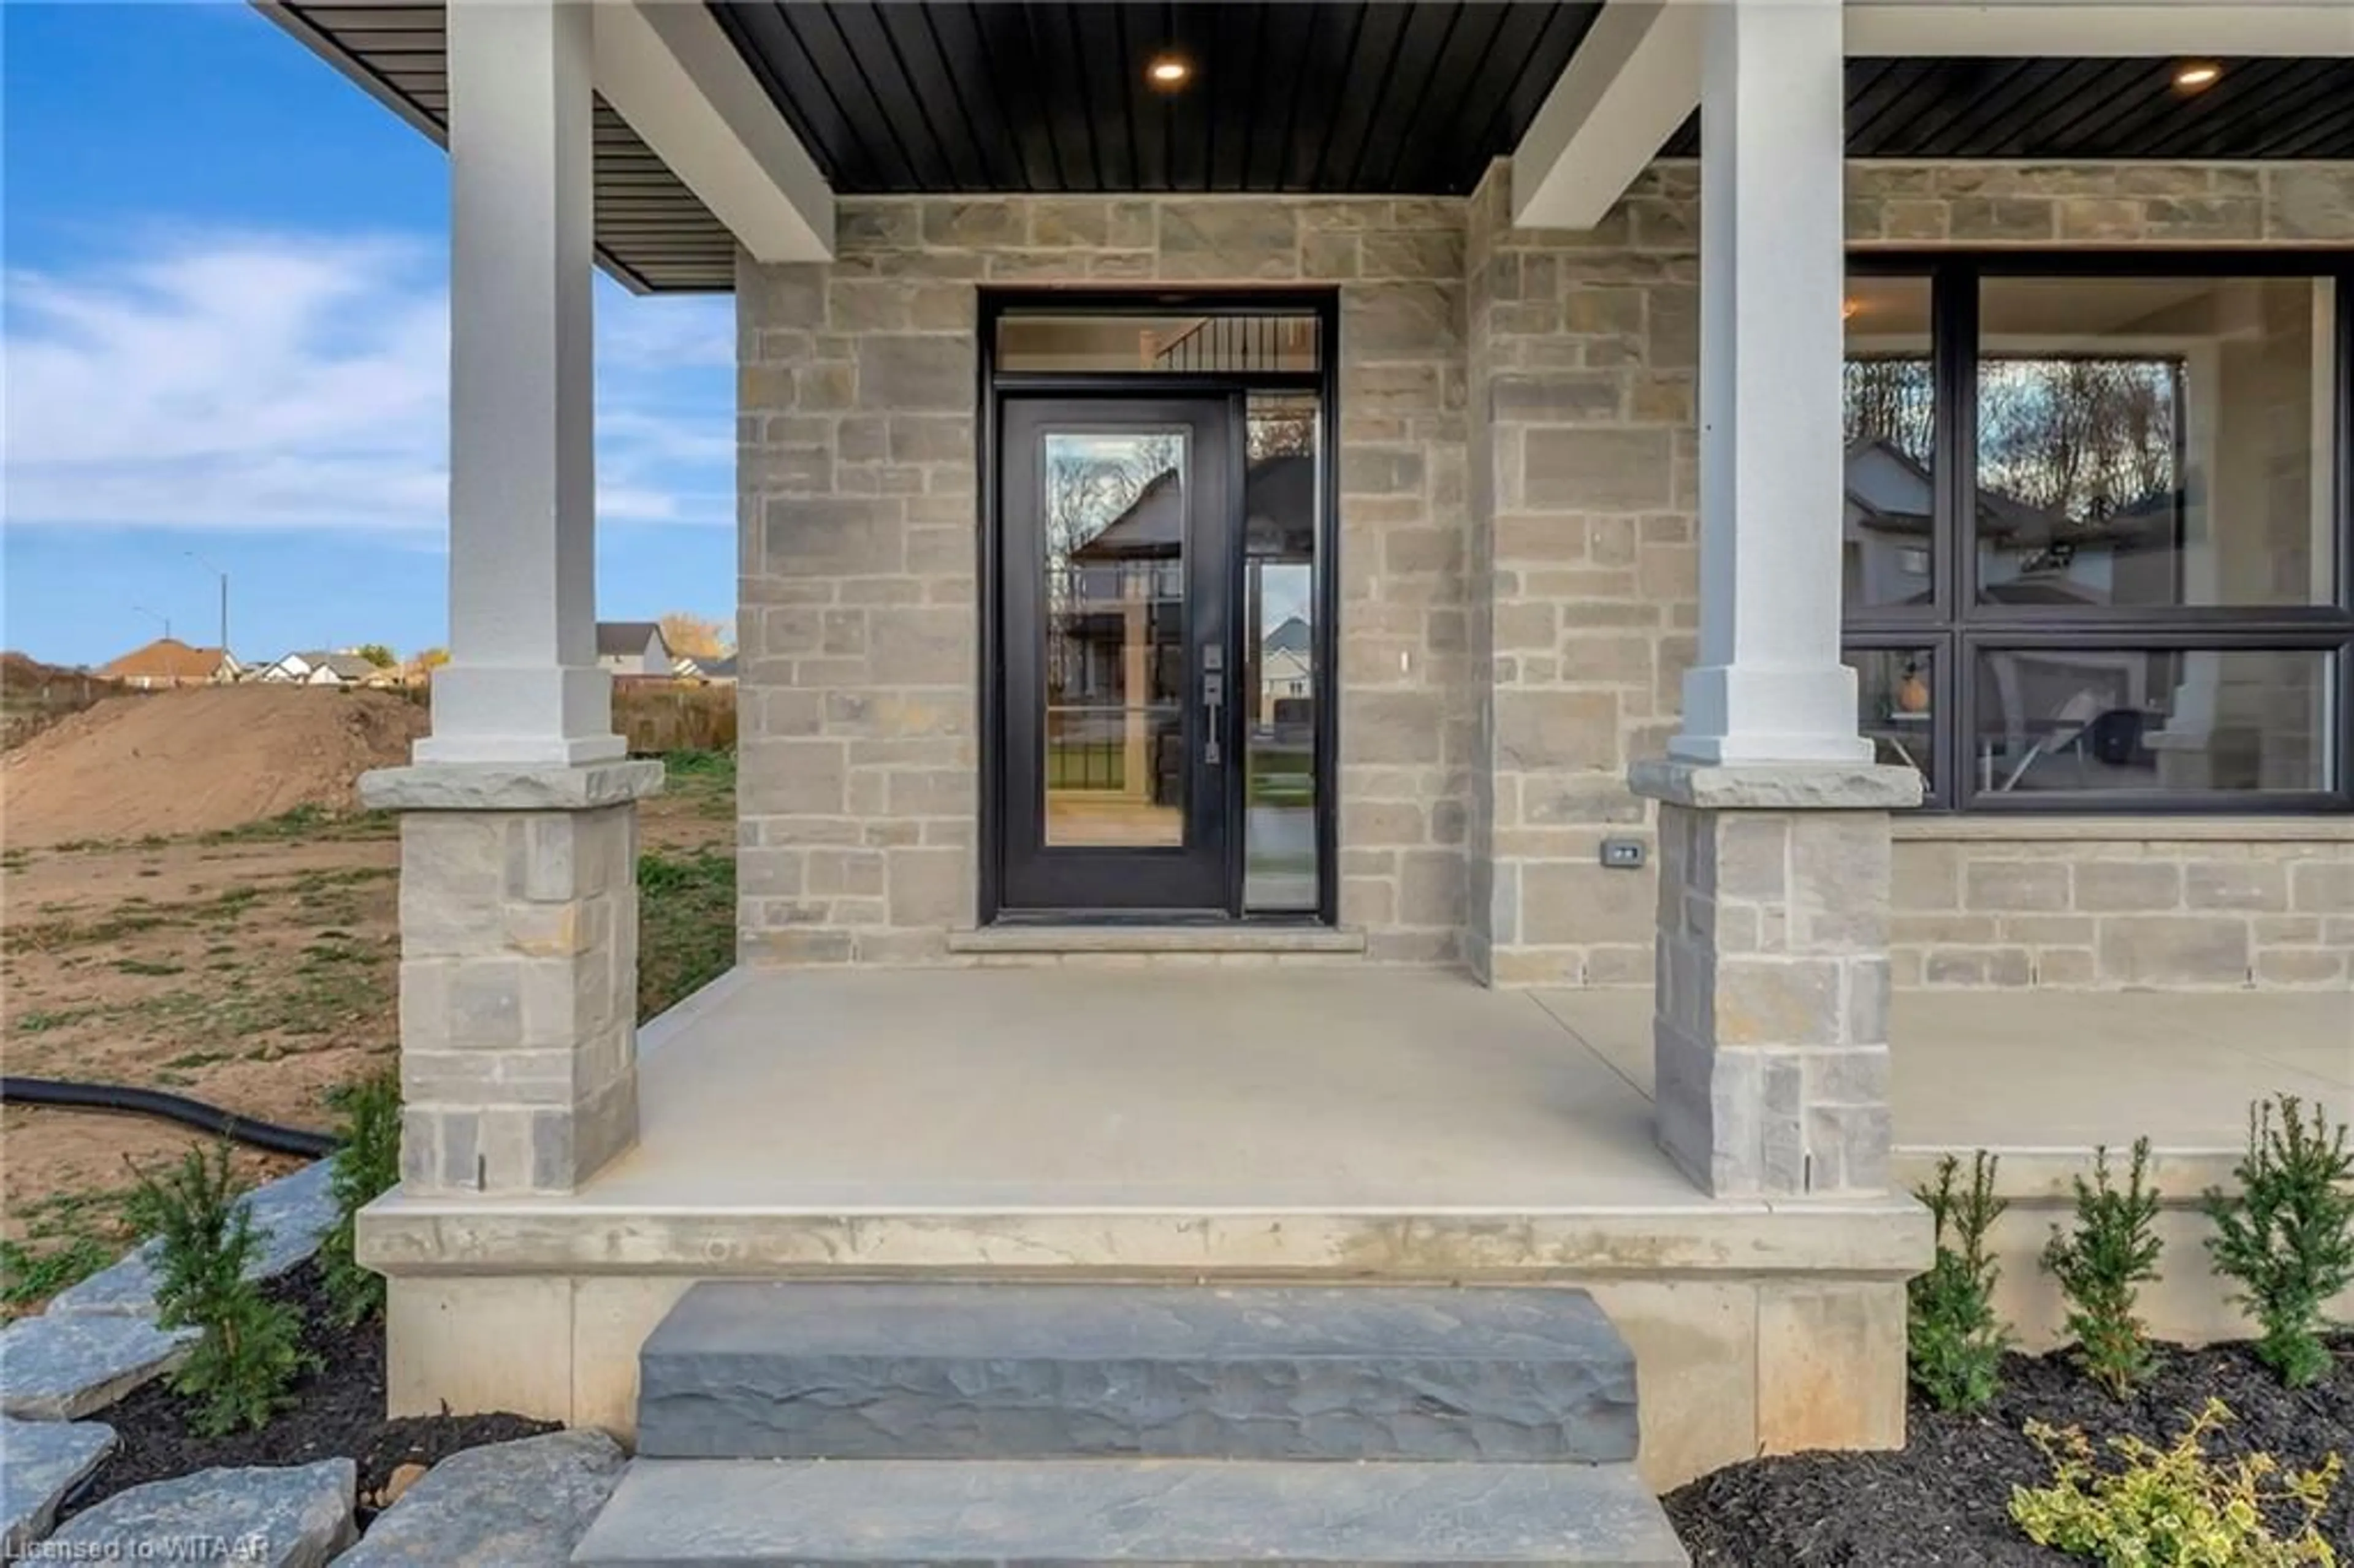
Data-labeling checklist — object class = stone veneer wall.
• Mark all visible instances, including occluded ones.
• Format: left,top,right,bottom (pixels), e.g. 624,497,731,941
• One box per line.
1465,164,1698,986
736,196,1472,964
1893,831,2354,989
734,162,2354,983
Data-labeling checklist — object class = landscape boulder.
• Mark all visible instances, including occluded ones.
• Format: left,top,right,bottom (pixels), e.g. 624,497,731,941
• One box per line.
0,1417,116,1552
42,1458,356,1568
0,1312,196,1418
48,1160,337,1318
337,1429,625,1567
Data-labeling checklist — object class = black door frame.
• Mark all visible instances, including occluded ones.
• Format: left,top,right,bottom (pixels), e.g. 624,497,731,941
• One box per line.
977,288,1342,926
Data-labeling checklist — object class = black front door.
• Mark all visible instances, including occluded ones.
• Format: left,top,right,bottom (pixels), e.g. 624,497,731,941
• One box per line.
999,395,1238,914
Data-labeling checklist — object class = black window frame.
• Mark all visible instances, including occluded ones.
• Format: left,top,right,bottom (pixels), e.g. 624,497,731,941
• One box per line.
1843,251,2354,815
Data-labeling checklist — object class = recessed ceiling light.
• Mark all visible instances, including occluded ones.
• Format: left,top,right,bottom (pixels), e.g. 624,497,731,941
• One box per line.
2174,61,2222,90
1147,55,1190,88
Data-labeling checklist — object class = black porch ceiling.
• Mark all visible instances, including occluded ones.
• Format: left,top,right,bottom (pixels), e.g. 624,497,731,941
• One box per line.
1668,57,2354,160
721,4,2354,194
714,1,1602,195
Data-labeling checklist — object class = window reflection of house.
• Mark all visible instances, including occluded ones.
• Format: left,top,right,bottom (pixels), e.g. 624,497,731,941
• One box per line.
1843,435,2196,792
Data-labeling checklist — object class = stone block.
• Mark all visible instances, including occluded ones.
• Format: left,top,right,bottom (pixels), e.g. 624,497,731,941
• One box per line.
1521,861,1655,947
1710,957,1841,1048
2072,860,2180,912
2266,167,2354,240
1966,859,2070,912
856,335,970,412
2097,916,2252,986
2185,861,2288,913
1156,202,1301,279
634,1282,1640,1464
1494,689,1619,771
571,1456,1688,1567
1523,428,1674,511
1948,196,2056,240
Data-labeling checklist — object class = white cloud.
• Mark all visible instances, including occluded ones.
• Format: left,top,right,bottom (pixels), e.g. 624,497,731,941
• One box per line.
2,228,734,536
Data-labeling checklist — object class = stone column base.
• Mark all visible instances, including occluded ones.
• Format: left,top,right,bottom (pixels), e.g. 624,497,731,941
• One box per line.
1630,760,1921,1198
359,759,664,1195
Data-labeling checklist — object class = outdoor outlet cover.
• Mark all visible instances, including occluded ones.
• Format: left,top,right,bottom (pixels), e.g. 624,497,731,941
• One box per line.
1599,839,1645,869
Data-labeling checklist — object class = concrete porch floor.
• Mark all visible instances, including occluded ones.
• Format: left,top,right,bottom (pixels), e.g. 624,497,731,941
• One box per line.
592,968,2348,1212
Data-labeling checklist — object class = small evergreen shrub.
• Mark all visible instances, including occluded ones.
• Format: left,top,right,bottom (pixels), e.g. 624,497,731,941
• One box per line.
2010,1398,2341,1567
1908,1149,2013,1412
320,1068,402,1325
132,1144,315,1436
2203,1094,2354,1388
2041,1136,2165,1398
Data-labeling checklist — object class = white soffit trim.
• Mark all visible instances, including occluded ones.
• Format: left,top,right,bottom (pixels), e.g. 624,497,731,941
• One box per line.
1511,0,2354,232
1848,1,2354,58
1512,1,1703,231
593,0,836,262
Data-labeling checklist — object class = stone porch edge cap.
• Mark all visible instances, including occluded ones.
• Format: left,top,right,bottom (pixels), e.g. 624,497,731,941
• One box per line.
359,758,666,812
1628,759,1924,810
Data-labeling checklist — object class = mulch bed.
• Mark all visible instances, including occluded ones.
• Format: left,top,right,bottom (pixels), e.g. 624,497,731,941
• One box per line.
59,1262,557,1526
1666,1336,2354,1567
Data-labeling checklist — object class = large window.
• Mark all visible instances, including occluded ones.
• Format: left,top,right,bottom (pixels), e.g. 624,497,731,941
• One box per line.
1843,257,2351,812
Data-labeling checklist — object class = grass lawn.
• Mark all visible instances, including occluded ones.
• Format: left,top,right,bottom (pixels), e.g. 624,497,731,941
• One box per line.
1,749,741,1315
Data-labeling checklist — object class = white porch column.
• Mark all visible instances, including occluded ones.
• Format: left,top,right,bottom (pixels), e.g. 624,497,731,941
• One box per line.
1672,0,1866,767
1630,0,1918,1202
419,0,619,767
361,0,656,1198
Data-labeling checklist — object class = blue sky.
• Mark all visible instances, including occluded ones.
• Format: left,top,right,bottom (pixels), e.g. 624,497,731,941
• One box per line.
2,2,735,668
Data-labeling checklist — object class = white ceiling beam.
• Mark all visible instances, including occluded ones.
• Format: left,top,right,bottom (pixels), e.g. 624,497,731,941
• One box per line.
1511,0,2352,232
1847,1,2354,57
593,0,834,263
1512,1,1704,230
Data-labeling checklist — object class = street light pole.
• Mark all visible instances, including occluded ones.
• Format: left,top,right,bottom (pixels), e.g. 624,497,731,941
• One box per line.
132,604,171,641
186,551,229,656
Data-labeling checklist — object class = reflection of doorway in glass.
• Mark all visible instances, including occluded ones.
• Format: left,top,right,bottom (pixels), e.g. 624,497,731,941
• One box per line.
1042,430,1187,849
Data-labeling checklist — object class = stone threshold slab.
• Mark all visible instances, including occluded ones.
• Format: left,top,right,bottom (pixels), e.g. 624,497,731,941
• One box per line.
573,1458,1688,1567
357,1195,1930,1280
948,924,1366,955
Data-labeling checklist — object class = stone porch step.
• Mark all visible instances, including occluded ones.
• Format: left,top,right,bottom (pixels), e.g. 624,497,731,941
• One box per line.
946,924,1365,955
634,1282,1640,1464
568,1458,1689,1567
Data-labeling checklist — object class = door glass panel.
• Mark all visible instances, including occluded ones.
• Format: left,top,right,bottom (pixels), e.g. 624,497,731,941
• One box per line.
1041,430,1187,847
1244,394,1319,911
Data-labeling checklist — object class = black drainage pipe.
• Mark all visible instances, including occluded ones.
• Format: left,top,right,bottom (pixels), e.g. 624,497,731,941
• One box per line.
0,1077,337,1159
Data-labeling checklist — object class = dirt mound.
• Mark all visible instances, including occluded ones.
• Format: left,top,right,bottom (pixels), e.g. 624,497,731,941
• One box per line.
0,685,426,846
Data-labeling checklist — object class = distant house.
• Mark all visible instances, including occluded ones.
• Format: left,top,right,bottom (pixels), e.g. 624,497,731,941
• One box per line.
597,622,673,677
254,650,390,688
97,638,238,690
685,653,737,685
